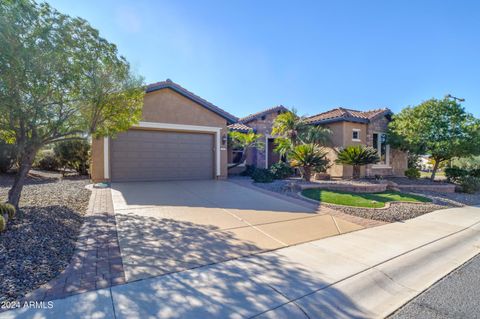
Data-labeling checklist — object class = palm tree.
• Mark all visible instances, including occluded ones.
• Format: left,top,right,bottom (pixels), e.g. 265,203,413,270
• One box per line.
299,125,332,146
271,109,306,146
289,144,329,181
228,131,263,169
335,145,380,179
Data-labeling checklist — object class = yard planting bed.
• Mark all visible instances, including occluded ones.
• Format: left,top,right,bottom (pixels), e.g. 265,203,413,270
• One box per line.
251,178,454,222
0,172,90,302
301,189,431,208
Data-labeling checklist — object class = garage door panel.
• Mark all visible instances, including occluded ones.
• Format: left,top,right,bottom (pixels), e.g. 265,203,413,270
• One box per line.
111,130,214,181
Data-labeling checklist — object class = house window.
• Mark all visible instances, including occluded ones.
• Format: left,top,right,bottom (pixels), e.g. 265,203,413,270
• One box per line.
352,129,361,141
261,115,266,120
372,132,390,166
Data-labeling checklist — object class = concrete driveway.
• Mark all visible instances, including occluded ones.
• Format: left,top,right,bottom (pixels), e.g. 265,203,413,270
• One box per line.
110,180,362,281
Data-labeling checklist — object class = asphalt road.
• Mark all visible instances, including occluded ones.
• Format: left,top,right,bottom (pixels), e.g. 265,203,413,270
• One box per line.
390,253,480,319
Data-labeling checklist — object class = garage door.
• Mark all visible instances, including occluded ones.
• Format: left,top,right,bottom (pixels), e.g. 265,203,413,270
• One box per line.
111,130,214,182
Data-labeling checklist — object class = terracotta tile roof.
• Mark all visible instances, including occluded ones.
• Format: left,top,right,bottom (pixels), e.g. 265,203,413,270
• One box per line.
227,123,252,132
305,107,391,124
146,79,238,124
238,105,289,123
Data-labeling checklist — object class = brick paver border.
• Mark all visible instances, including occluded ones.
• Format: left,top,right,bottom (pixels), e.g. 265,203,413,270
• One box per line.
23,187,125,302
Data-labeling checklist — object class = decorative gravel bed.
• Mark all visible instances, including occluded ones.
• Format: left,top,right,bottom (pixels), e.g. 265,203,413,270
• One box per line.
251,179,455,223
0,173,90,302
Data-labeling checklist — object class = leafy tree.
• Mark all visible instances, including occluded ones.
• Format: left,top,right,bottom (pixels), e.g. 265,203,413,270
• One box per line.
228,131,263,169
289,144,329,181
0,1,144,207
336,145,380,179
388,97,480,180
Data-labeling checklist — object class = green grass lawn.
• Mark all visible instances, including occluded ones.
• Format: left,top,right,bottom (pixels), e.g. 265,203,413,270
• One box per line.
301,189,431,208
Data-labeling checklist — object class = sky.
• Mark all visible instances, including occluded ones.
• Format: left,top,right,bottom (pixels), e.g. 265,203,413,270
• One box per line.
47,0,480,119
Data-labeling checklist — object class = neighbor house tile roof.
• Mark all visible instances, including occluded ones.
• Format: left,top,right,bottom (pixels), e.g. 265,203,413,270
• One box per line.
146,79,238,124
305,107,392,125
238,105,289,123
227,123,253,133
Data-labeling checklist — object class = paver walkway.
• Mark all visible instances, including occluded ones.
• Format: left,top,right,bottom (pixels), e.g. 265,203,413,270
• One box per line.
23,187,125,302
3,205,479,319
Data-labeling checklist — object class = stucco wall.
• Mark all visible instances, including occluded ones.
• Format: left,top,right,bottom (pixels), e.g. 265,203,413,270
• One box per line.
91,88,229,182
243,111,281,168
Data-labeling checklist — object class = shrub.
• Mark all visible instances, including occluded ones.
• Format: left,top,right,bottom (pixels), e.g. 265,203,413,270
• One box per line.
0,203,16,219
0,215,5,232
444,166,469,183
404,167,421,179
54,139,90,175
289,144,330,181
251,168,274,183
269,162,294,180
335,145,379,179
240,165,256,177
458,176,480,194
469,168,480,178
0,141,17,173
34,150,60,171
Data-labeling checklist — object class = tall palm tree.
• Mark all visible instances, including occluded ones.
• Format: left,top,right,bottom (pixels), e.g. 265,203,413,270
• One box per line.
289,144,329,181
335,145,380,179
271,109,306,146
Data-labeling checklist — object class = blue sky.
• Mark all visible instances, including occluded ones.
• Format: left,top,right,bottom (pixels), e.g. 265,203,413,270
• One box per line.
48,0,480,118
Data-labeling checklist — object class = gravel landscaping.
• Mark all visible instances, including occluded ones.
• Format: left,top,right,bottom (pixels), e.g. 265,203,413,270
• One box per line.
0,171,90,302
248,178,465,223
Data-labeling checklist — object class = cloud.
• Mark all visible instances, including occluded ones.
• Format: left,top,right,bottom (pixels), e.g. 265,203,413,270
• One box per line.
115,4,142,34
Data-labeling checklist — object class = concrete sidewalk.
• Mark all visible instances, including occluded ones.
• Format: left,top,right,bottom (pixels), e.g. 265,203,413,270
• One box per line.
2,205,479,319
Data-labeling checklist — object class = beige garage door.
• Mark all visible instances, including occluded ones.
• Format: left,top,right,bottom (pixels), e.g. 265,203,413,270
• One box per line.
111,130,214,182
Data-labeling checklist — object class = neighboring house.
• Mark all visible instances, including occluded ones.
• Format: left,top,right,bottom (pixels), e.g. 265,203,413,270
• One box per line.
227,106,288,171
91,79,237,182
91,80,407,182
304,107,407,178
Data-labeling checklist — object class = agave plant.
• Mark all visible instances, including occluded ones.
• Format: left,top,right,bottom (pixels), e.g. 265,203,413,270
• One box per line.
288,144,330,181
335,145,380,179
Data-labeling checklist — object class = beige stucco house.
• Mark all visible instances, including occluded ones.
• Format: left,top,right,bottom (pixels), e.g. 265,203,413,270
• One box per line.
91,79,237,182
91,80,407,182
228,107,407,179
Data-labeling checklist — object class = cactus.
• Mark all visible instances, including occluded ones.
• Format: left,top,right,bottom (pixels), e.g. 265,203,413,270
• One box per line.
0,215,5,232
0,203,16,220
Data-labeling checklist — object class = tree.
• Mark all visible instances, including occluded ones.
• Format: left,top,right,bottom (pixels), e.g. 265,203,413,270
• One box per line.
0,0,144,207
335,145,380,179
228,131,263,169
388,97,480,180
271,109,307,146
289,144,329,181
272,109,331,160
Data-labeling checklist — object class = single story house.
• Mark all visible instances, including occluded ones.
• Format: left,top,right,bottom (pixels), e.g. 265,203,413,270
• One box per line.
91,80,407,182
91,79,237,182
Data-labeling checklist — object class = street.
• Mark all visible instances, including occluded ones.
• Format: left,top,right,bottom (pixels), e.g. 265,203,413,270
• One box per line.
390,253,480,319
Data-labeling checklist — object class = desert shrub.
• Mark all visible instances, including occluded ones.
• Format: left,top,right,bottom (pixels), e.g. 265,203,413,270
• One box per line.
251,168,274,183
458,176,480,194
34,150,60,171
54,139,90,175
404,167,421,179
240,165,256,177
0,203,16,219
0,215,5,232
0,141,17,173
269,162,294,180
444,166,469,183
